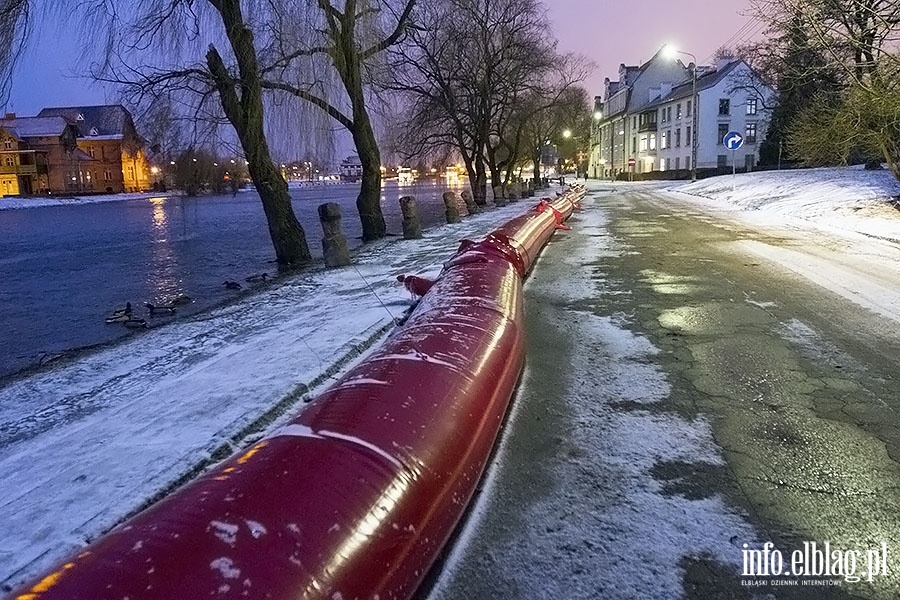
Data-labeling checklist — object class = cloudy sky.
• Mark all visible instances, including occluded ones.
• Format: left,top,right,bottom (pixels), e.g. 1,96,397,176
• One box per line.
6,1,763,136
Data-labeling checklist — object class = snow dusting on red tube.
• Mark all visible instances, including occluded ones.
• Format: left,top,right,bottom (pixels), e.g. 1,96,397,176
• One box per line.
12,186,583,600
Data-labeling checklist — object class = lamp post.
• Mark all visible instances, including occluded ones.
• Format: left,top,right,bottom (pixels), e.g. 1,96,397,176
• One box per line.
591,110,602,178
664,45,698,182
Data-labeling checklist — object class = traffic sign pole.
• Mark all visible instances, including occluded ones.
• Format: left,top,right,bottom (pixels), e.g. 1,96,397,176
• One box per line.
723,131,744,193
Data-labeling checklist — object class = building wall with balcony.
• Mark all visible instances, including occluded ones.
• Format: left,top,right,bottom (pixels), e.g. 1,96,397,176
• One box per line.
589,49,689,178
589,56,773,179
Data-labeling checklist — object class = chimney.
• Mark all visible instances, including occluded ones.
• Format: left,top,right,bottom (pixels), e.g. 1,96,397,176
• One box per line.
4,113,15,120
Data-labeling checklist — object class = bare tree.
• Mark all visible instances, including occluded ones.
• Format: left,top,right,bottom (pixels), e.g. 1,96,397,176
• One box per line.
259,0,416,241
389,0,563,204
519,86,590,183
0,0,29,104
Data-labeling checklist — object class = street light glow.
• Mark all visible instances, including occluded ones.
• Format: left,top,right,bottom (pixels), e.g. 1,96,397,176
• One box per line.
562,129,572,139
593,111,602,120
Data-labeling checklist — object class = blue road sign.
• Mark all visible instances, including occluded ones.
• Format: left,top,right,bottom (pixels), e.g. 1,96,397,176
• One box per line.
724,131,744,150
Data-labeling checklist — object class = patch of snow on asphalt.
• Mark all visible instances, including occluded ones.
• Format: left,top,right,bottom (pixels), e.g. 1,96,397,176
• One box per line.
429,194,757,599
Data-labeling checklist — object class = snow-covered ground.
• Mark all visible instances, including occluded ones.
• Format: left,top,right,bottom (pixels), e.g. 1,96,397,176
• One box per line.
670,165,900,242
668,166,900,327
0,191,178,211
0,197,536,591
5,165,900,594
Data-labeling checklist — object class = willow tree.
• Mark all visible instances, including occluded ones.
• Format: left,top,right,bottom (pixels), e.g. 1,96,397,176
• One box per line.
0,0,29,104
389,0,583,204
259,0,416,241
79,0,315,266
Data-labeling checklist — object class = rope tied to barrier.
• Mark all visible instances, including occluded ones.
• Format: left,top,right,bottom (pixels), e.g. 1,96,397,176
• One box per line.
535,198,571,230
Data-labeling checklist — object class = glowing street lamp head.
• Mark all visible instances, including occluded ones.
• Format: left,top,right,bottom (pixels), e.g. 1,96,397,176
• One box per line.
593,111,602,120
562,129,572,139
663,44,679,60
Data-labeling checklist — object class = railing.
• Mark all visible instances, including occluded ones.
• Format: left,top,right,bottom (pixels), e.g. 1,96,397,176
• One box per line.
0,164,38,175
638,121,658,133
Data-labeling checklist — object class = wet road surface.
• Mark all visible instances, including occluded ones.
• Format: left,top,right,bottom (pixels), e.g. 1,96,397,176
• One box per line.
425,184,900,599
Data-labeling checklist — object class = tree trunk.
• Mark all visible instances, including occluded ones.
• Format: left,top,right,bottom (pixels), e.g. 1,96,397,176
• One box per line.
532,151,542,186
334,4,387,242
351,114,387,241
472,150,488,205
207,1,311,267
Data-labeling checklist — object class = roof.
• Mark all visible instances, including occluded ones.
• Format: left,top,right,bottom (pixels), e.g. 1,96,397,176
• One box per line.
0,116,70,139
37,105,133,140
642,60,744,111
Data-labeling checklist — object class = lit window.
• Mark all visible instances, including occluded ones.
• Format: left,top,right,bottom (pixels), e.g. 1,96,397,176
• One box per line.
745,123,758,143
676,103,682,119
649,134,657,150
746,98,758,115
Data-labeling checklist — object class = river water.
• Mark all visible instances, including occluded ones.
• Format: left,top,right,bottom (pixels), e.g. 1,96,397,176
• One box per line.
0,180,480,380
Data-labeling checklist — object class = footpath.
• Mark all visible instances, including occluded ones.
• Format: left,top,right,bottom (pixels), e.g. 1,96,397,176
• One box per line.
0,195,547,592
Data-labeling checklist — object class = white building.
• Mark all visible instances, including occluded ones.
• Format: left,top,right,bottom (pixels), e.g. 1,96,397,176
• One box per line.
339,154,362,181
589,49,773,179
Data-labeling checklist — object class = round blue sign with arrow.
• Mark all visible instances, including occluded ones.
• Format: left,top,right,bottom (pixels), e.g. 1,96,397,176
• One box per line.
724,131,744,150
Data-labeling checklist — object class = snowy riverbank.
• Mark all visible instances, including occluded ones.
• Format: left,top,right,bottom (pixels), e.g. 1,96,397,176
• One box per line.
0,197,537,591
0,191,182,211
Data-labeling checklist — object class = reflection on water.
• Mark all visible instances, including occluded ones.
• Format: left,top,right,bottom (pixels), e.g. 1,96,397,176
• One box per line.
147,197,184,302
0,181,482,379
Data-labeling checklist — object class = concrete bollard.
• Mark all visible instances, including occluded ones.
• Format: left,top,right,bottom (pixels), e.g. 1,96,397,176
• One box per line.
493,185,509,206
492,186,508,207
442,191,462,224
455,192,469,217
318,202,351,267
400,196,423,239
460,190,480,214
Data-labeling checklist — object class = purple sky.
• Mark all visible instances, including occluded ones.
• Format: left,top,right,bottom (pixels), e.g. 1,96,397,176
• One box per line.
546,0,762,99
7,1,762,119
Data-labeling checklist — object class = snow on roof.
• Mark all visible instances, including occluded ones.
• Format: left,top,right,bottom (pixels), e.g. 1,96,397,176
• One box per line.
0,116,70,138
37,104,132,138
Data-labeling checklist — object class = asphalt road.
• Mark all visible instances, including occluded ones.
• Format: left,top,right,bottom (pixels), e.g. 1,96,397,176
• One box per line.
424,183,900,599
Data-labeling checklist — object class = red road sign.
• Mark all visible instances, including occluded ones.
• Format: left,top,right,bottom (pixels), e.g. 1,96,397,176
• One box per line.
628,158,636,167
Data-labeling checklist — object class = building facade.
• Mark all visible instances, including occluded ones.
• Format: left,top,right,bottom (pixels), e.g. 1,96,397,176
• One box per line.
38,105,151,193
589,49,773,179
0,115,93,196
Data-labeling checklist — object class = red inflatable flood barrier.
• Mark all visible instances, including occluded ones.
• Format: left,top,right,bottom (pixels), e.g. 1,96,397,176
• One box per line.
12,187,585,600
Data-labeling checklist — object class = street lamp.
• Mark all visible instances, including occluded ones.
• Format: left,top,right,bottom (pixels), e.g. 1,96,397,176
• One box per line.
591,111,603,178
562,129,572,139
664,44,698,182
